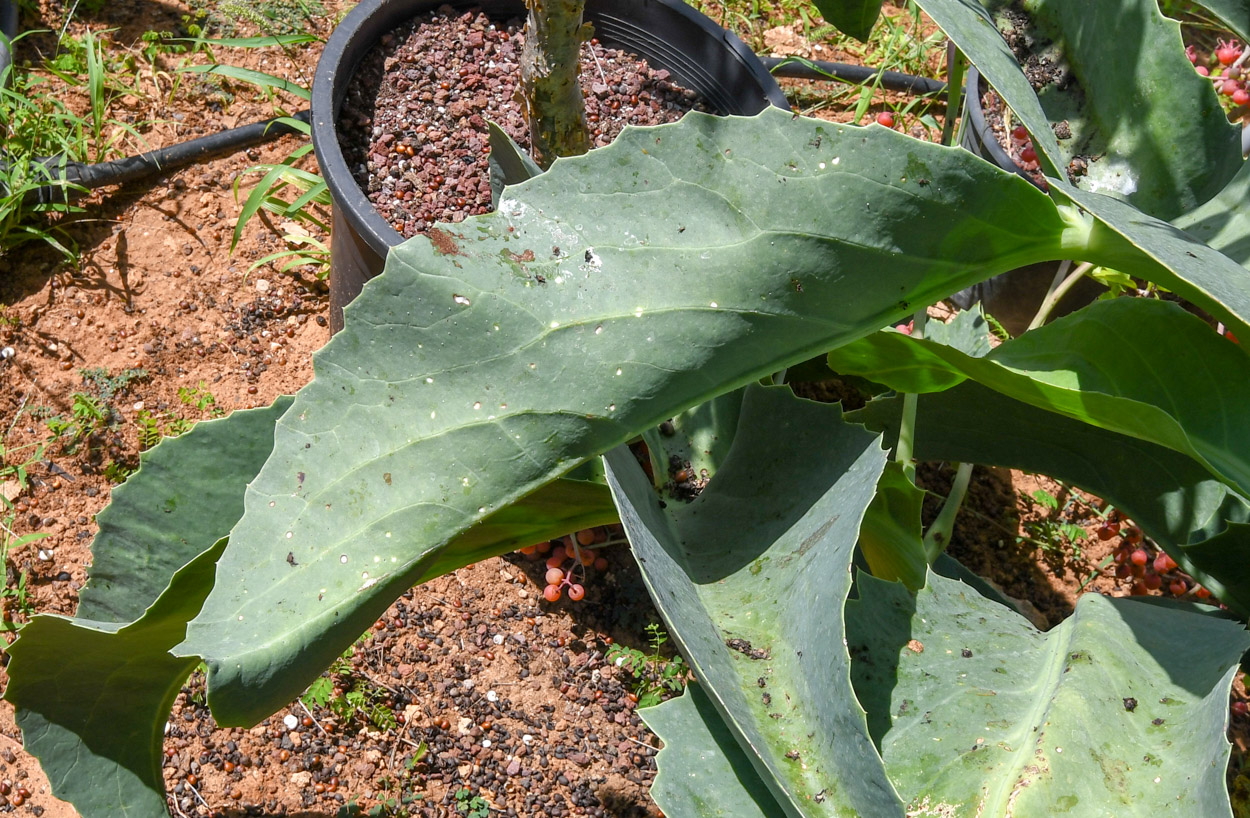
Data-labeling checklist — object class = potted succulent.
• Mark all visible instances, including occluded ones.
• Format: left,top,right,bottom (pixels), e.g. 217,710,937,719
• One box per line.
9,0,1250,816
310,0,788,330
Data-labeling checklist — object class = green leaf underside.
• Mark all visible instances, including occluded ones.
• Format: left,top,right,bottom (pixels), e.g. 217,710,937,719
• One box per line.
5,400,296,818
606,385,902,816
642,683,780,818
857,461,927,591
812,0,886,42
176,109,1081,725
829,298,1250,498
849,383,1250,616
7,540,226,818
847,570,1250,817
79,397,295,623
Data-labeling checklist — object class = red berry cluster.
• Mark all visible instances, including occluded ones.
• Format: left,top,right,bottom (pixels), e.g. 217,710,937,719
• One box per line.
1009,124,1039,170
1104,519,1212,600
517,526,618,603
1189,39,1250,108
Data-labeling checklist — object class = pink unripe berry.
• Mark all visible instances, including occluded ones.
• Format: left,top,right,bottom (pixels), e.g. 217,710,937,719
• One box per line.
543,584,562,602
1234,88,1250,106
568,584,585,601
1222,79,1240,96
1197,65,1210,76
545,567,565,586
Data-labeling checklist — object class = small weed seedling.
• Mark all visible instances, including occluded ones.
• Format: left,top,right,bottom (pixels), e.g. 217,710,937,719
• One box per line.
607,623,688,708
300,631,397,731
178,381,226,418
453,788,489,818
1021,486,1089,560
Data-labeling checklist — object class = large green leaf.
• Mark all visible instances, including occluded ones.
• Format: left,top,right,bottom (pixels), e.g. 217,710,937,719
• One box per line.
5,399,294,818
643,683,780,818
7,542,225,818
811,0,885,42
849,383,1250,614
79,397,294,623
605,385,902,816
919,0,1240,219
847,570,1250,816
175,109,1085,725
829,297,1250,497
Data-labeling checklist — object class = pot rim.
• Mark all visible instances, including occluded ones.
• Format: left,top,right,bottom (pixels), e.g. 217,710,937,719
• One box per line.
311,0,788,259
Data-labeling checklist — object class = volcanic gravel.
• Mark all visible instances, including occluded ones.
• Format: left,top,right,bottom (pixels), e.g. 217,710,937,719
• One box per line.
337,7,710,239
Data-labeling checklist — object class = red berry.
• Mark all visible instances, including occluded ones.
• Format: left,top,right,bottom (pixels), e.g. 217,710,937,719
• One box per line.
1168,579,1188,596
1142,573,1162,591
1097,524,1119,541
543,584,562,602
593,556,609,572
1019,146,1038,164
1234,701,1248,716
568,584,585,601
1114,563,1132,579
1129,548,1149,567
1195,585,1213,600
1130,581,1149,596
876,111,896,128
1217,39,1242,66
1222,79,1240,96
1234,88,1250,106
1124,526,1143,544
1011,125,1029,141
576,529,596,546
1186,44,1199,65
545,567,565,585
1154,553,1177,574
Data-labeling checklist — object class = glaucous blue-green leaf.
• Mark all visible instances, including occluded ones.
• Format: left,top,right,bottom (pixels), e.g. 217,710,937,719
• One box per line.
1056,183,1250,338
7,540,225,818
847,570,1250,816
5,400,293,818
830,297,1250,497
913,0,1063,174
641,389,745,500
78,397,293,623
605,385,902,816
175,108,1083,725
642,683,781,818
924,307,992,357
811,0,885,41
849,383,1250,615
1187,0,1250,45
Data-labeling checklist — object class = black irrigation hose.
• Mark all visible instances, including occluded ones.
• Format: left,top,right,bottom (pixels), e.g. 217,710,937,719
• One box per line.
0,0,948,206
760,56,947,96
7,110,312,205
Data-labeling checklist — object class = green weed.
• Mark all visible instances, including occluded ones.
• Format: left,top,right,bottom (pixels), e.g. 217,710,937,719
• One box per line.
300,631,398,731
606,623,688,708
453,788,489,818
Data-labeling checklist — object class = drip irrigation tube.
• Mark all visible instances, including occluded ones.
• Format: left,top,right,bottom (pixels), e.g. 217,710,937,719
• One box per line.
0,0,949,207
760,56,946,96
7,110,312,205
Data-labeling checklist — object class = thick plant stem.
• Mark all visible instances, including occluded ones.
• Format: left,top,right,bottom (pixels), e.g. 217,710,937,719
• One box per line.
520,0,591,168
940,41,964,148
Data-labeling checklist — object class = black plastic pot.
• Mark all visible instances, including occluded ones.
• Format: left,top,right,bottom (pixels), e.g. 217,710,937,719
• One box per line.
311,0,790,331
951,65,1103,336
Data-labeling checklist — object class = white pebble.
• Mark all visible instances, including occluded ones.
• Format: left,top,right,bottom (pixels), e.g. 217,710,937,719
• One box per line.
486,690,498,702
283,714,299,730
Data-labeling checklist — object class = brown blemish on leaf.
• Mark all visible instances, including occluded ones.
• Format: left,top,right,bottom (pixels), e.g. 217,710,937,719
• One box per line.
506,249,536,263
907,639,925,654
428,227,462,256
